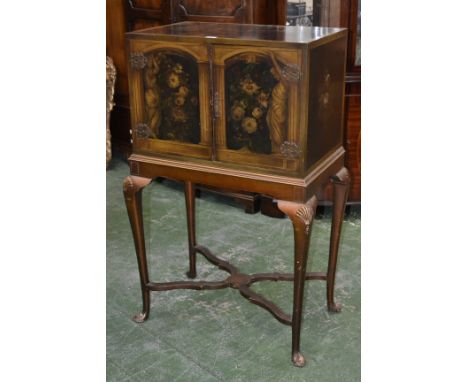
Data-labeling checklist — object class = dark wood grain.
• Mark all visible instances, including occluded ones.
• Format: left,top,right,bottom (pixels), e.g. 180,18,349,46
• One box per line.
123,175,153,322
344,79,360,201
327,167,350,312
278,196,318,367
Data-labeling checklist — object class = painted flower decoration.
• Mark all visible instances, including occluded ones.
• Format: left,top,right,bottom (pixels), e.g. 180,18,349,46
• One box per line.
178,86,189,97
237,99,247,108
172,107,186,122
231,105,246,121
173,63,184,74
174,95,185,106
167,73,180,88
241,78,260,95
252,107,263,119
241,117,258,134
142,52,201,143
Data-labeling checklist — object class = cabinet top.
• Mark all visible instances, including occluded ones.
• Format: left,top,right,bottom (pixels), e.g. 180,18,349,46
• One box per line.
127,22,346,47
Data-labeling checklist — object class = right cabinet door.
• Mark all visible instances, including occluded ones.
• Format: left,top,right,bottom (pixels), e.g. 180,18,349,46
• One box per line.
212,44,305,174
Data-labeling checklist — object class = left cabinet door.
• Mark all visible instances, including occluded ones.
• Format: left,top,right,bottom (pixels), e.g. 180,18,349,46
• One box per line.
128,40,212,160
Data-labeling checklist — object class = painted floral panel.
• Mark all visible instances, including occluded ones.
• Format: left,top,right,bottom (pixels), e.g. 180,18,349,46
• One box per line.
141,51,200,144
225,54,289,154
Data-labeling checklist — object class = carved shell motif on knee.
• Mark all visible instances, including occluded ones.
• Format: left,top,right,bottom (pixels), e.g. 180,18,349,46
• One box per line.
144,55,161,137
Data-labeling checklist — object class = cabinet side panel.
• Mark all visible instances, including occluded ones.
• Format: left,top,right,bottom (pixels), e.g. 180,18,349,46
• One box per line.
306,37,346,168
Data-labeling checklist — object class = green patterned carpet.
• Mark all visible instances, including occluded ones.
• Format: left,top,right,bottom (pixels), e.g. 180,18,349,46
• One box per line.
107,157,361,382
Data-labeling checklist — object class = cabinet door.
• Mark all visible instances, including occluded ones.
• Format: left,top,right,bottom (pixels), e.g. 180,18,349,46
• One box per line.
212,44,304,173
128,40,212,159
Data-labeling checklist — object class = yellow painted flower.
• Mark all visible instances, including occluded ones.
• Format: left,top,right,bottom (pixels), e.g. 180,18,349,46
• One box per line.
178,86,189,97
252,107,263,119
238,100,247,108
172,107,186,122
167,73,180,88
173,63,184,74
241,78,260,95
174,96,185,106
231,105,245,121
241,117,257,134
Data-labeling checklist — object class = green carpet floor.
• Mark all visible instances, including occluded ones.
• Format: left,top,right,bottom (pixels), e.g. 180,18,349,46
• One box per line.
107,157,361,382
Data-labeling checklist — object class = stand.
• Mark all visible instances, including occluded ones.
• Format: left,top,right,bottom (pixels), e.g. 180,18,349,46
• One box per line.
123,164,349,367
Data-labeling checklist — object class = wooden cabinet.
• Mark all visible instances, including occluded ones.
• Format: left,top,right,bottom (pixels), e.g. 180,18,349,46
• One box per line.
124,23,350,367
127,22,347,181
123,26,350,366
107,0,287,155
107,0,361,207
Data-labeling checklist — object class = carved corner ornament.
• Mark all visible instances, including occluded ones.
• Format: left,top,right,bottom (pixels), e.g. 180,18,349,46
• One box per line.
296,205,313,235
330,167,351,185
123,176,137,199
267,51,301,83
280,141,302,159
130,52,148,70
123,176,152,201
281,63,301,82
135,123,154,139
277,196,318,236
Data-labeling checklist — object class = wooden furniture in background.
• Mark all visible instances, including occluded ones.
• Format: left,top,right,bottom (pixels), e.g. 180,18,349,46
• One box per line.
106,56,117,169
124,22,349,367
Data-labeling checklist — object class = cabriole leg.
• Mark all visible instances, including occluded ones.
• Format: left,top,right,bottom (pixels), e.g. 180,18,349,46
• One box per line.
123,175,152,323
278,196,318,367
327,167,350,313
185,181,197,279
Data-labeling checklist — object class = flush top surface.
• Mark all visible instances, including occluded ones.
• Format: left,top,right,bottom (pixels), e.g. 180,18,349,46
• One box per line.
127,21,346,45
